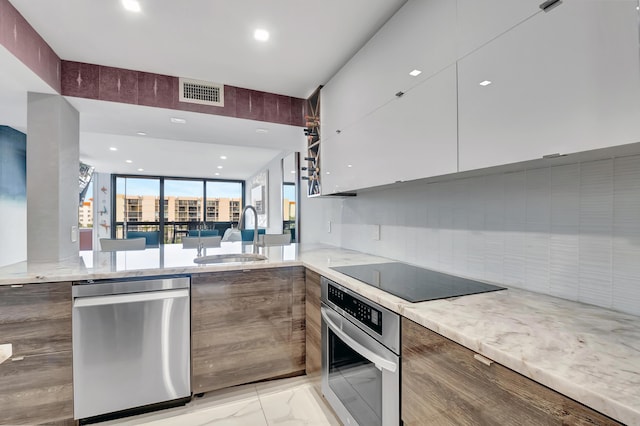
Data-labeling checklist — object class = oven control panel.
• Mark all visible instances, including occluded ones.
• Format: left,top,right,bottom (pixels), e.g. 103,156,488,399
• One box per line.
328,283,382,334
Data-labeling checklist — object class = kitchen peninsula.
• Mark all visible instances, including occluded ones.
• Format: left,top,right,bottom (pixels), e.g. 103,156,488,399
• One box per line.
0,244,638,425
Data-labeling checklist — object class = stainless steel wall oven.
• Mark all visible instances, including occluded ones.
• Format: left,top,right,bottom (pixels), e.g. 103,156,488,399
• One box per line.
321,277,400,426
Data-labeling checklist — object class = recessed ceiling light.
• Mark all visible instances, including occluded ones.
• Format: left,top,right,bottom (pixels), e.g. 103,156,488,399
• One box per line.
125,160,133,164
170,117,186,124
137,168,144,172
220,155,227,160
255,128,269,134
217,166,223,169
347,164,353,168
122,0,141,13
409,69,422,77
136,131,147,136
215,172,220,176
479,80,492,86
326,171,331,175
254,29,270,42
109,147,118,151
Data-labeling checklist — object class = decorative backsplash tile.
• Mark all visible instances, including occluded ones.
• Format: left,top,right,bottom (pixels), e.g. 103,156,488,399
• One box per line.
331,154,640,316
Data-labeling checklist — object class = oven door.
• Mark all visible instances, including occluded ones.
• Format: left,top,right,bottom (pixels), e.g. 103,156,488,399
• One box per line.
321,305,399,426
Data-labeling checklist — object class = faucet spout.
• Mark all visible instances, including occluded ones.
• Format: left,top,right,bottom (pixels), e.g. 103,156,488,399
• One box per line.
239,205,259,249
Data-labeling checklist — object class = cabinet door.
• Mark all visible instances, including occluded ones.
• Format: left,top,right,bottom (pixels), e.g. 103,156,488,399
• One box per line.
0,282,72,356
401,318,621,425
323,64,458,194
321,0,456,138
191,267,305,393
0,351,74,425
458,0,640,172
304,269,321,374
0,282,73,425
457,0,542,58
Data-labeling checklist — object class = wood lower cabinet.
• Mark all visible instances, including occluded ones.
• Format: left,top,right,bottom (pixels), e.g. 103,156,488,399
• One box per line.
0,351,74,425
191,267,306,393
304,269,321,374
401,318,621,426
0,282,73,425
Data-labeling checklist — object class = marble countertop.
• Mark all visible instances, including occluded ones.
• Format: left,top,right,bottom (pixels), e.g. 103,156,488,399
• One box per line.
0,244,638,424
303,248,640,426
0,242,303,285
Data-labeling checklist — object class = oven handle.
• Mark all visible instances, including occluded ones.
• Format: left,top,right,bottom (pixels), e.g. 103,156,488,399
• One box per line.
321,307,397,373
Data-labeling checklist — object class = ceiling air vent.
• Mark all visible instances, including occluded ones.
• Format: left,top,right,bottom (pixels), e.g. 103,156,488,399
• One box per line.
179,78,224,107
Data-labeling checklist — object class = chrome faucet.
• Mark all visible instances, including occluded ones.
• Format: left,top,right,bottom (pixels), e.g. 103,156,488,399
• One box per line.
196,221,206,256
238,205,259,250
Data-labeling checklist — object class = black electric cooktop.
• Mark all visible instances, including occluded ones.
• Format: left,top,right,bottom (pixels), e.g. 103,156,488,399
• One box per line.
330,262,505,303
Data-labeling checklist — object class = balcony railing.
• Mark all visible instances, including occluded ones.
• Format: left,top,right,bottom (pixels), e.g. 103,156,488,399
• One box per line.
114,221,235,244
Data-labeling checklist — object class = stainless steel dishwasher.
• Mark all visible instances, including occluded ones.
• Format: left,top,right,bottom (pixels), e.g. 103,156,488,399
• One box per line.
72,276,191,421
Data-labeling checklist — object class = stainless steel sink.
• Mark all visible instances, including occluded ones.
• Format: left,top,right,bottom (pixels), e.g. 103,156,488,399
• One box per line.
193,253,268,264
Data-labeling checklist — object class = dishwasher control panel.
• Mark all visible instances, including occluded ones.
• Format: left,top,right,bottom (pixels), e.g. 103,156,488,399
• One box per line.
327,283,382,334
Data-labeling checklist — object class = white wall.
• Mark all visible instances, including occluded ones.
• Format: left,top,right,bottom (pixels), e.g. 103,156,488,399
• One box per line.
246,154,285,234
299,194,342,246
319,155,640,317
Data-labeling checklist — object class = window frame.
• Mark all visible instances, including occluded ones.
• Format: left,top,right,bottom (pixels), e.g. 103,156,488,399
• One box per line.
111,174,245,242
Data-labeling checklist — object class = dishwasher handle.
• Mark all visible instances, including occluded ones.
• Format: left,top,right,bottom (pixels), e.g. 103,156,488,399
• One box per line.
74,289,189,308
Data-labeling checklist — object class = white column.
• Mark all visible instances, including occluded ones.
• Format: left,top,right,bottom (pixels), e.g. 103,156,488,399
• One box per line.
27,92,80,262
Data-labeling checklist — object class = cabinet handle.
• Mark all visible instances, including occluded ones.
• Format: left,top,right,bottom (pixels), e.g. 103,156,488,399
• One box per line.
10,284,23,288
474,353,493,367
539,0,562,12
395,91,405,98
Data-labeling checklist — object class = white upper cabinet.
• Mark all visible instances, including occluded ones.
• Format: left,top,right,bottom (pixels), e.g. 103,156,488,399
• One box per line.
456,0,543,58
458,0,640,172
322,65,458,194
321,0,456,139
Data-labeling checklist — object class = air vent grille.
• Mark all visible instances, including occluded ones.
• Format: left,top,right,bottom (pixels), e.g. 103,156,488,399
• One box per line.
179,78,224,107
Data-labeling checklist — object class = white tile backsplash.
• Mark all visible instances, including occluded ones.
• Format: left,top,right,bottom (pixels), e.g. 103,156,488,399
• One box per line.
333,155,640,316
549,226,579,301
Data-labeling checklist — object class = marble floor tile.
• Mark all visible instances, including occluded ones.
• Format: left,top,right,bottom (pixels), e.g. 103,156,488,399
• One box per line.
257,377,341,426
95,376,340,426
144,398,267,426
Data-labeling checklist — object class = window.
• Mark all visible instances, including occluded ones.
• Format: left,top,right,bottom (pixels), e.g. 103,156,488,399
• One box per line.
206,181,243,224
113,175,243,243
78,184,94,229
115,177,160,238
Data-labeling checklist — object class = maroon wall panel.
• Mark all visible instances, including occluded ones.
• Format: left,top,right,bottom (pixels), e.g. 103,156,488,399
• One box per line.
137,72,176,109
60,60,306,127
0,0,61,93
99,66,139,105
264,93,293,125
235,89,265,122
291,97,306,126
61,61,99,99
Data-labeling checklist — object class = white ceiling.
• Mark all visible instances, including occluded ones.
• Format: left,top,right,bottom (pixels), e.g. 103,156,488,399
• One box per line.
2,0,407,179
